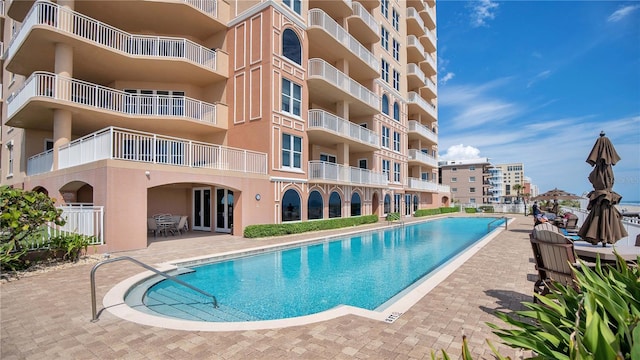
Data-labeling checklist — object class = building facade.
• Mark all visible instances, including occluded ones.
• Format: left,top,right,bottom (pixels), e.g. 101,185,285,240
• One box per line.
0,0,449,251
495,162,524,203
438,158,490,205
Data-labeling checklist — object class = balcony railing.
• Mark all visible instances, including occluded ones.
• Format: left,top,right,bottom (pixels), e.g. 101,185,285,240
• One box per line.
407,177,450,193
350,2,378,36
407,63,426,84
6,1,217,70
308,109,379,147
308,58,380,110
308,9,378,73
27,148,54,176
8,72,218,124
407,120,437,143
407,91,437,119
38,127,268,174
308,161,388,186
423,53,436,70
423,29,437,49
407,35,425,57
407,7,425,33
424,76,437,95
408,149,438,167
184,0,218,17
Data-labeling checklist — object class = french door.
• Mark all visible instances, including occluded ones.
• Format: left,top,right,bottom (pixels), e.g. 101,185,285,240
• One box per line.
215,188,234,233
192,188,211,231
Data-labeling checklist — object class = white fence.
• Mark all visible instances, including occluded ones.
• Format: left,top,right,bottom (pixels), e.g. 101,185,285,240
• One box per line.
29,204,104,250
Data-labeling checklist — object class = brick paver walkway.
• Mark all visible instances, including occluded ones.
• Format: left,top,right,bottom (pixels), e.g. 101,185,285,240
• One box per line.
1,214,536,359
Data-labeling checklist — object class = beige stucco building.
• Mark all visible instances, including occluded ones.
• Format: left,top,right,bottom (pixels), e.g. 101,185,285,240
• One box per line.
0,0,449,252
439,158,491,205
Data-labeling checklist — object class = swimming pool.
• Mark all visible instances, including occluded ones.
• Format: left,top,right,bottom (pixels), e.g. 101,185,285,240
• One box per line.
116,216,507,328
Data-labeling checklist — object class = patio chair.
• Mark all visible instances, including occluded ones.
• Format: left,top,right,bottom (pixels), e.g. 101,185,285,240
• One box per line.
558,212,580,233
169,216,188,235
147,218,159,238
530,223,581,301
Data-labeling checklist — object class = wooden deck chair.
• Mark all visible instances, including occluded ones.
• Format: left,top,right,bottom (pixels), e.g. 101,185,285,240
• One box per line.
559,212,580,232
530,223,580,301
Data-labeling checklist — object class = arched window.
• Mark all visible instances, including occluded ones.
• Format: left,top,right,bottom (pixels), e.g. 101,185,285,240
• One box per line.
282,189,301,222
308,190,324,220
329,192,342,218
413,195,419,212
384,194,391,214
351,192,361,216
282,29,302,65
393,102,400,121
382,94,389,115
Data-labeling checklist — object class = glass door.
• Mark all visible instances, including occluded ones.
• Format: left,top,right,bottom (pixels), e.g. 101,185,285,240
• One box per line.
192,187,211,231
405,194,412,216
215,188,234,233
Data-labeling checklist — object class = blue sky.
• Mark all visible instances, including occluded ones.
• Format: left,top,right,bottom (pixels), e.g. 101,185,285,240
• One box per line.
435,1,640,202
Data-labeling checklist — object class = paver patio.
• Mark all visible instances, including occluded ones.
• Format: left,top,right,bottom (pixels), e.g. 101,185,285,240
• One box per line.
1,214,537,359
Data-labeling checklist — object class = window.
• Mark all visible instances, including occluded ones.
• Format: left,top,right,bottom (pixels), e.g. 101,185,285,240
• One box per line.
329,192,342,218
393,102,400,121
393,162,400,182
451,177,457,182
380,26,389,50
7,141,14,177
413,195,419,212
469,165,476,171
384,194,391,214
392,8,399,31
470,198,476,203
380,0,389,18
282,29,301,65
469,176,476,182
308,191,323,220
393,131,400,152
392,39,400,61
319,153,336,163
282,78,302,116
452,167,457,172
393,69,400,91
470,187,476,193
381,126,390,148
358,159,367,169
421,172,428,180
394,194,401,213
282,189,301,222
382,94,389,114
382,159,390,180
45,139,54,151
452,188,457,192
381,59,389,82
351,193,361,216
283,0,301,14
282,133,302,169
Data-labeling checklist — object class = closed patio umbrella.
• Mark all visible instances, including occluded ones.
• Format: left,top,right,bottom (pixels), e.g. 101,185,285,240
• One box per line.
577,132,628,246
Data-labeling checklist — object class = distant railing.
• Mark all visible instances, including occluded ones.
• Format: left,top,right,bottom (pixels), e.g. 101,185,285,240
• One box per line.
53,127,267,174
407,177,449,192
407,91,437,119
308,160,388,186
407,7,425,32
407,120,437,143
407,35,425,57
408,149,438,167
184,0,218,17
8,72,218,125
6,1,217,70
350,2,378,36
308,109,379,147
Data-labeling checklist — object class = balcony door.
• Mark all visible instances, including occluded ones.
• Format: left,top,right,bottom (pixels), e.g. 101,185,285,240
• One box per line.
215,188,233,233
192,187,211,231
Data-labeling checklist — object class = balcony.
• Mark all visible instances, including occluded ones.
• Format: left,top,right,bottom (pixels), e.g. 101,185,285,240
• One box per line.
407,92,437,122
422,29,437,53
407,63,426,92
307,109,379,152
421,5,436,30
407,177,450,193
406,0,426,12
407,120,437,145
308,9,379,81
408,149,438,168
308,58,380,116
407,7,426,37
347,1,379,44
421,53,437,76
27,126,267,176
422,76,437,100
309,0,352,19
407,35,426,65
7,72,227,137
308,161,388,187
9,1,227,36
5,1,228,84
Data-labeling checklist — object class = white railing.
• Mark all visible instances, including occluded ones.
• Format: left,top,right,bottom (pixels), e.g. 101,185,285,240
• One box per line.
28,205,104,249
408,149,438,167
424,53,437,70
407,177,450,192
184,0,218,17
423,29,437,48
8,72,217,125
407,120,437,143
350,2,378,36
423,5,436,25
308,58,380,111
308,160,388,186
5,1,217,70
56,127,267,174
407,63,426,84
27,149,54,176
408,91,437,119
308,109,379,147
308,9,378,73
424,76,437,94
407,7,425,33
407,35,425,58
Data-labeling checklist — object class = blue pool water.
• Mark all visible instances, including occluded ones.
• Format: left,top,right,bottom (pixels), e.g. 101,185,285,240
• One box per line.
139,217,505,322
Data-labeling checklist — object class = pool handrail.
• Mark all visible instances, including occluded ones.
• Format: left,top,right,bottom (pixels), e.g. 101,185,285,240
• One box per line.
488,216,508,232
90,255,218,322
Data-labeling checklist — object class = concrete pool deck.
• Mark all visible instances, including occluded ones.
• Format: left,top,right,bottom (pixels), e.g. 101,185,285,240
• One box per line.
1,214,536,359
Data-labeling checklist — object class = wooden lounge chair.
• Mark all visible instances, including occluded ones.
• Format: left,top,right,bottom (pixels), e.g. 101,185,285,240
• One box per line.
530,223,581,301
557,212,580,233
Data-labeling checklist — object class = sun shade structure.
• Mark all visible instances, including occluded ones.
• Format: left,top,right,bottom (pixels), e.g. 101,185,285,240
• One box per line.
532,188,581,201
577,132,628,246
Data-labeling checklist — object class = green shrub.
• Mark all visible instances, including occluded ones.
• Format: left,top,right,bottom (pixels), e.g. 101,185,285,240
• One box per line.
49,233,93,262
414,207,458,217
243,215,378,238
464,208,477,213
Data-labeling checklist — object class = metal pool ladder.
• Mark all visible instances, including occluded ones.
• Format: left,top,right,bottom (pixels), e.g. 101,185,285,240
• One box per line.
90,256,218,322
487,216,508,232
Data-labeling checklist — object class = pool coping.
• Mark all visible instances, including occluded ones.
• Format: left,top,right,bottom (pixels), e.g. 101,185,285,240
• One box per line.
104,216,513,331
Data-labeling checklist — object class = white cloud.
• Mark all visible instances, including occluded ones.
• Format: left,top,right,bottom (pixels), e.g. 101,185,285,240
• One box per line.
440,144,482,160
607,5,640,22
526,70,552,88
439,72,455,85
469,0,499,27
